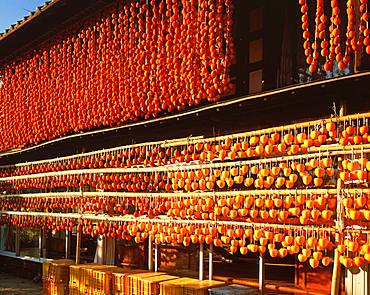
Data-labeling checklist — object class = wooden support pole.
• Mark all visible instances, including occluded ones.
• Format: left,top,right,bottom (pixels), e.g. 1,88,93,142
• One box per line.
154,243,159,272
43,230,47,258
259,254,265,295
331,166,344,295
15,226,20,256
39,229,42,259
76,225,82,264
199,243,204,281
209,244,213,281
331,232,342,295
76,186,83,264
148,239,153,271
330,102,346,295
65,230,71,259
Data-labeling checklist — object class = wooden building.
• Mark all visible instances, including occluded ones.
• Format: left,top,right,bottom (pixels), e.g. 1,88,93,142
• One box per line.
0,0,370,294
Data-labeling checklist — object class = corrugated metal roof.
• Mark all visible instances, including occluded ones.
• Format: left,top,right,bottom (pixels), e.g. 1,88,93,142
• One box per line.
0,0,60,41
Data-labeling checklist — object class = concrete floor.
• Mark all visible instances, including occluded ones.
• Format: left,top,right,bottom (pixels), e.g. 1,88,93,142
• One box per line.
0,273,42,295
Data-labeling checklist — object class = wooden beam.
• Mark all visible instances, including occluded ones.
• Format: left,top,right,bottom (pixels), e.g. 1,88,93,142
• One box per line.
2,145,370,182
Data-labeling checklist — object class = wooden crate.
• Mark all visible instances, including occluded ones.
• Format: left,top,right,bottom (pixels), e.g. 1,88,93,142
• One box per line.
79,264,116,295
127,272,166,295
182,280,225,295
43,260,53,281
159,278,199,295
43,278,50,295
139,275,178,295
49,281,69,295
112,269,147,295
43,279,69,295
91,266,118,295
69,264,96,294
69,264,106,295
48,259,75,283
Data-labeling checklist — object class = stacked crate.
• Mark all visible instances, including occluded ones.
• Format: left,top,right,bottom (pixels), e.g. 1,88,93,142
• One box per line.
159,278,199,295
43,260,53,281
91,266,119,295
208,284,258,295
112,269,147,295
139,275,178,295
78,264,117,295
43,260,53,294
43,259,75,295
69,264,92,295
127,272,165,295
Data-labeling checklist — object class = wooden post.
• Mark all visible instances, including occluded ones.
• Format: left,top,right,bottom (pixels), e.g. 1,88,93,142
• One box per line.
259,254,265,295
330,102,346,294
39,229,42,259
154,243,159,272
42,230,47,258
208,244,213,280
295,263,299,287
199,243,204,280
339,101,347,118
65,230,71,259
76,224,82,264
15,226,20,256
75,185,83,264
331,172,344,294
148,239,153,271
331,232,343,295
